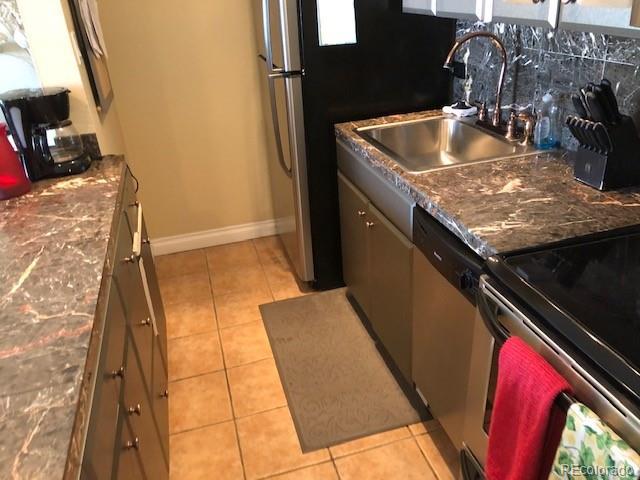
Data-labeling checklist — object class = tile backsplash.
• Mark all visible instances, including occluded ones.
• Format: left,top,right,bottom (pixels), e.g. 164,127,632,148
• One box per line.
453,21,640,148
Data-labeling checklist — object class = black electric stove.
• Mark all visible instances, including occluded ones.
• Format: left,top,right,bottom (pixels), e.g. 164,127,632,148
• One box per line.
487,226,640,405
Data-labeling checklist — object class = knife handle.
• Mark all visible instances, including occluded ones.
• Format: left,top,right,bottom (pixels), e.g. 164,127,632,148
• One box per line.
585,91,606,124
599,80,621,123
571,94,588,118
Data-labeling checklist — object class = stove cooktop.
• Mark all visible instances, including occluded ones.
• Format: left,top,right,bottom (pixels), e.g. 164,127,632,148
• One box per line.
488,228,640,404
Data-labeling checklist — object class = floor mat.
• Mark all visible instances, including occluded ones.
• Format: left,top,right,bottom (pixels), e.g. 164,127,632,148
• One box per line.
260,288,429,452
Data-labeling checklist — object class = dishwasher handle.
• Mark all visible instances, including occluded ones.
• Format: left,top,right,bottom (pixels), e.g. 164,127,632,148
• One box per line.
477,286,510,346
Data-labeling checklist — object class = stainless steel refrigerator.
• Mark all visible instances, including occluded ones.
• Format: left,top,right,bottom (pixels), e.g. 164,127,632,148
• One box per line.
254,0,455,289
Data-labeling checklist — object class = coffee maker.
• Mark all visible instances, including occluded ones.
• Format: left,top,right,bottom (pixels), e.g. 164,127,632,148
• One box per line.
0,87,92,181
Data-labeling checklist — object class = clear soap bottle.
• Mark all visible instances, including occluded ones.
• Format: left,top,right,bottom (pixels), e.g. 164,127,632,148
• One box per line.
534,92,560,150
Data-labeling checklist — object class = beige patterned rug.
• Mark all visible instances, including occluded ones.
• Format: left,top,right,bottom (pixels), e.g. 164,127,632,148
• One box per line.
260,288,429,452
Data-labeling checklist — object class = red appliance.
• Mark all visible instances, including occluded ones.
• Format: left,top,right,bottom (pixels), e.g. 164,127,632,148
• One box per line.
0,123,31,200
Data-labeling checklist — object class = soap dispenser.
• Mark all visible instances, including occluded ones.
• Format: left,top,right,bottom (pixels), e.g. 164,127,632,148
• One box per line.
0,124,31,200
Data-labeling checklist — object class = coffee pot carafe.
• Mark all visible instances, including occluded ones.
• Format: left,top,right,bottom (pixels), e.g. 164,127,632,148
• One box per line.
0,87,92,181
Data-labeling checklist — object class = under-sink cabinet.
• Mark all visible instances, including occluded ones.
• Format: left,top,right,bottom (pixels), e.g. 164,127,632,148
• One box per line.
337,171,414,382
81,169,169,480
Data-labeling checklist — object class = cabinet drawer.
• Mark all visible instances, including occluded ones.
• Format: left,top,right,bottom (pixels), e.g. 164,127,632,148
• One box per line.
82,285,127,480
113,214,154,384
123,170,138,237
141,218,167,367
115,409,145,480
123,336,169,479
152,337,169,462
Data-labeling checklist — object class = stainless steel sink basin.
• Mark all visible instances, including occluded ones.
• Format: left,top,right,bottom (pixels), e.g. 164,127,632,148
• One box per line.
357,116,541,174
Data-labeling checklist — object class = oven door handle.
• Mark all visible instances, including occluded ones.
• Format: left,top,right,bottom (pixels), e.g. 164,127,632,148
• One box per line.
477,286,509,345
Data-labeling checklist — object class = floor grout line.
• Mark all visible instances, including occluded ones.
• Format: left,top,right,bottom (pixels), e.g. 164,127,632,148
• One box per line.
232,404,289,422
224,356,276,372
206,255,249,480
327,427,414,461
252,238,278,303
168,365,226,384
411,435,442,480
331,459,343,479
169,417,236,437
257,461,335,480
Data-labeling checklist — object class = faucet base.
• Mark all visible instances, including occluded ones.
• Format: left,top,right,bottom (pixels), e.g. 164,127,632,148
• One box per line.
476,119,507,136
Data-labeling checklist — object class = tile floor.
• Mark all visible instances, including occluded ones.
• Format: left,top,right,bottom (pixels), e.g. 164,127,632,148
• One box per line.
157,236,460,480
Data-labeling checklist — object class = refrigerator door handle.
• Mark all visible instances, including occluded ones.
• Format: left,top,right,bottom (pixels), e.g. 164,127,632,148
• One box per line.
262,0,292,178
267,75,292,178
258,55,303,78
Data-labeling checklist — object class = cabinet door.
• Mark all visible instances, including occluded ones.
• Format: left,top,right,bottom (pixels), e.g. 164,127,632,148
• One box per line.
411,248,475,450
368,204,413,382
435,0,485,21
488,0,559,27
559,0,640,38
337,172,371,317
403,0,435,15
152,336,170,464
123,337,169,480
82,285,127,480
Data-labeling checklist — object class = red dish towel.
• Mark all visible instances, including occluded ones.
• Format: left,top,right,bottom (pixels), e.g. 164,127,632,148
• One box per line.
486,337,573,480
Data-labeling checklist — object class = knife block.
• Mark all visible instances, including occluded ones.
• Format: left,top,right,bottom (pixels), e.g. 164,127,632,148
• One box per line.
573,115,640,190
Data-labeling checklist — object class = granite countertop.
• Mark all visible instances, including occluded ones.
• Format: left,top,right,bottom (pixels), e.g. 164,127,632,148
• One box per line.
336,110,640,258
0,156,127,479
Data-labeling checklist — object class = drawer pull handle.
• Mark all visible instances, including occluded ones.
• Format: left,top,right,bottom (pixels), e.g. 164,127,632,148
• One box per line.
365,221,375,228
111,366,125,379
123,254,140,264
141,318,152,327
357,210,366,217
128,404,142,416
125,437,140,450
161,389,169,398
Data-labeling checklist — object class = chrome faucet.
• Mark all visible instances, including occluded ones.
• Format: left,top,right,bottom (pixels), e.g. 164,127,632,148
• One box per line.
443,31,507,129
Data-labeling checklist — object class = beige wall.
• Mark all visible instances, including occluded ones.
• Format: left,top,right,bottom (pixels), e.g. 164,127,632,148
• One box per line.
99,0,274,239
17,0,126,155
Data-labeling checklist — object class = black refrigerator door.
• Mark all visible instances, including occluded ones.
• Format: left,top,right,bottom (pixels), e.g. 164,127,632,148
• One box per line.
298,0,456,289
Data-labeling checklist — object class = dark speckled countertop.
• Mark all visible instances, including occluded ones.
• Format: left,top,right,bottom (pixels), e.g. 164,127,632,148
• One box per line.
336,110,640,258
0,156,127,479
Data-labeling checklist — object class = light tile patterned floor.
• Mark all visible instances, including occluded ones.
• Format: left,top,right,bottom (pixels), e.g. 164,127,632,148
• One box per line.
157,237,460,480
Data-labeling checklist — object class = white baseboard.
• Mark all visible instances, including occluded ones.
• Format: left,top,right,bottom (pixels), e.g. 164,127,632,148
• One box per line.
150,219,277,256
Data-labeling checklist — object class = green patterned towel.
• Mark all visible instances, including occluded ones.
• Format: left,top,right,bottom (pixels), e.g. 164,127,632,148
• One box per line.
549,402,640,479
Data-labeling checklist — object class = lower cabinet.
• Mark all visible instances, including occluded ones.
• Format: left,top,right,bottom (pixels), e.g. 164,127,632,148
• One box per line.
338,171,371,317
338,171,414,381
82,169,169,480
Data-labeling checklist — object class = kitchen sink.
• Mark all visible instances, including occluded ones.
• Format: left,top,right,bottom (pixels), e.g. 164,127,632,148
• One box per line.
357,116,542,174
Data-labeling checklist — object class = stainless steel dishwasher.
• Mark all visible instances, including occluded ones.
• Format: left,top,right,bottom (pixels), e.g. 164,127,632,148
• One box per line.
412,206,484,450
